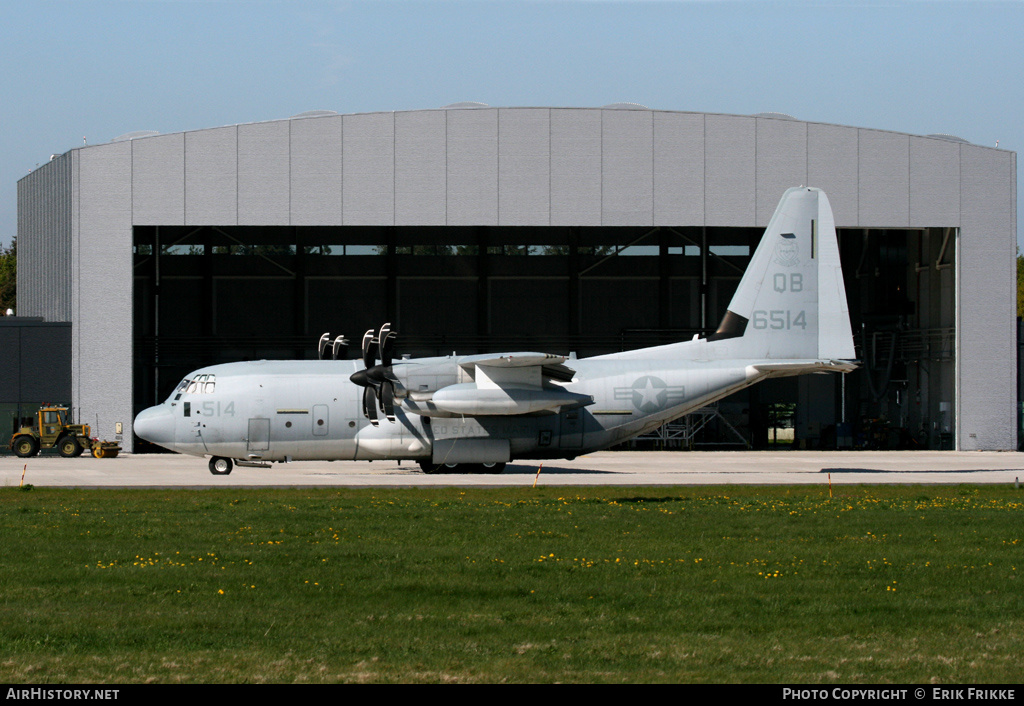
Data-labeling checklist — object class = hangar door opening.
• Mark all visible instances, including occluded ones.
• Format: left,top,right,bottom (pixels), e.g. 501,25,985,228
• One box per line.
132,223,956,451
623,227,956,451
841,227,957,450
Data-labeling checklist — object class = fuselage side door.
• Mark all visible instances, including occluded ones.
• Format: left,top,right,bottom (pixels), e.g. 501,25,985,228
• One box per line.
559,409,584,450
247,418,270,453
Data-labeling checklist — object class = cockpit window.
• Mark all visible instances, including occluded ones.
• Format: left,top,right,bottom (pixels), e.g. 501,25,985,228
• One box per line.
181,374,216,397
170,378,190,402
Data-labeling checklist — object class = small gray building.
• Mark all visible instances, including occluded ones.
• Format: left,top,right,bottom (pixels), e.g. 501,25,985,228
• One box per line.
0,317,71,435
15,106,1018,452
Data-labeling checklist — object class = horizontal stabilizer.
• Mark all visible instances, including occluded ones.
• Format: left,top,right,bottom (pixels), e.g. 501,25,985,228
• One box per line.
752,360,859,377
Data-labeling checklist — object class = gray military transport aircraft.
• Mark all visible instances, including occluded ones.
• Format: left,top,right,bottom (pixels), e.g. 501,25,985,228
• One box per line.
134,186,857,475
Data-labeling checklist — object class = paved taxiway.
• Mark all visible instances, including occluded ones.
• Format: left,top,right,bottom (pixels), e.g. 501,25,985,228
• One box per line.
3,450,1024,487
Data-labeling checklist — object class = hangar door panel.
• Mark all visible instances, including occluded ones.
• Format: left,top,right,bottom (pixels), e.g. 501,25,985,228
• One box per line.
581,278,659,335
217,279,293,335
307,278,387,341
400,278,478,336
491,279,569,336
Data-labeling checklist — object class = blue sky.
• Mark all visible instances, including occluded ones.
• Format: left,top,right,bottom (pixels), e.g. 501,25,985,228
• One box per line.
2,0,1021,247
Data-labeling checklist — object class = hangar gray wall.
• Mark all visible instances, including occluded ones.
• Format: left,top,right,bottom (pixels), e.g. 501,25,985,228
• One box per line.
16,107,1018,451
16,153,72,322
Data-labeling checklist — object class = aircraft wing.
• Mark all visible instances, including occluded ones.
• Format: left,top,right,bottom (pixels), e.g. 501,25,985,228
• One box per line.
401,352,589,417
458,352,577,383
457,352,567,367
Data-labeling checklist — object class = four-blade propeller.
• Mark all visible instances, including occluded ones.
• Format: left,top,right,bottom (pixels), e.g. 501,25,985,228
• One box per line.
317,333,349,360
349,323,398,425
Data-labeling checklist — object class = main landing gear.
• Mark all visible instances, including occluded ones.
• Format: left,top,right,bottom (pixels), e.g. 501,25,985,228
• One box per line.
418,460,506,474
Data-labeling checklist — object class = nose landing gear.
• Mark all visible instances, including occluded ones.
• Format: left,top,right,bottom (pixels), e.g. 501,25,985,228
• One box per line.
209,456,233,475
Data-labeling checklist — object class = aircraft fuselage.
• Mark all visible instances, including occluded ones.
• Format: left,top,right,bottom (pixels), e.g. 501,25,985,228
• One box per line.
136,354,766,464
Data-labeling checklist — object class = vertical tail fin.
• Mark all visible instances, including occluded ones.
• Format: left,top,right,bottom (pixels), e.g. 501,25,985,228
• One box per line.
711,187,855,360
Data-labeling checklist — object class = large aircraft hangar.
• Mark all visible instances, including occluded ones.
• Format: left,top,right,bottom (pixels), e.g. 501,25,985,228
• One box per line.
15,105,1018,452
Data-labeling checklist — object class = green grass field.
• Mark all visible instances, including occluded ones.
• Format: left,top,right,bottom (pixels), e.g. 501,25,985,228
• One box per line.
1,484,1021,683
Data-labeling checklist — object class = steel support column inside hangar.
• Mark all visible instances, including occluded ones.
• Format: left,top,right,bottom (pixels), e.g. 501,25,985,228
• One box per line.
133,220,957,450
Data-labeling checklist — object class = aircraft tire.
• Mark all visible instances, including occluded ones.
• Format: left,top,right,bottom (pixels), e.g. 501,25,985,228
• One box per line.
418,460,445,474
209,457,233,475
13,436,39,458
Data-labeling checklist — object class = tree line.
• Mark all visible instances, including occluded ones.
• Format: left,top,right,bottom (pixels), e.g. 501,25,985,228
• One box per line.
0,237,14,314
1019,248,1024,320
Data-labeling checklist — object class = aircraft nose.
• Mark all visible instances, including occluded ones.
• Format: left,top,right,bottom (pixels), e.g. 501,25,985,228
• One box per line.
134,405,176,448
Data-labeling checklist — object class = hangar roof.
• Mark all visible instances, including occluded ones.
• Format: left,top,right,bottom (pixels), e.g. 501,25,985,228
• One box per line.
38,106,1010,233
91,105,991,151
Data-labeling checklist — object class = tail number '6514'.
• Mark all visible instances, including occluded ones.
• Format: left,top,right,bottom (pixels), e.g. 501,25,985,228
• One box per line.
752,310,807,330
